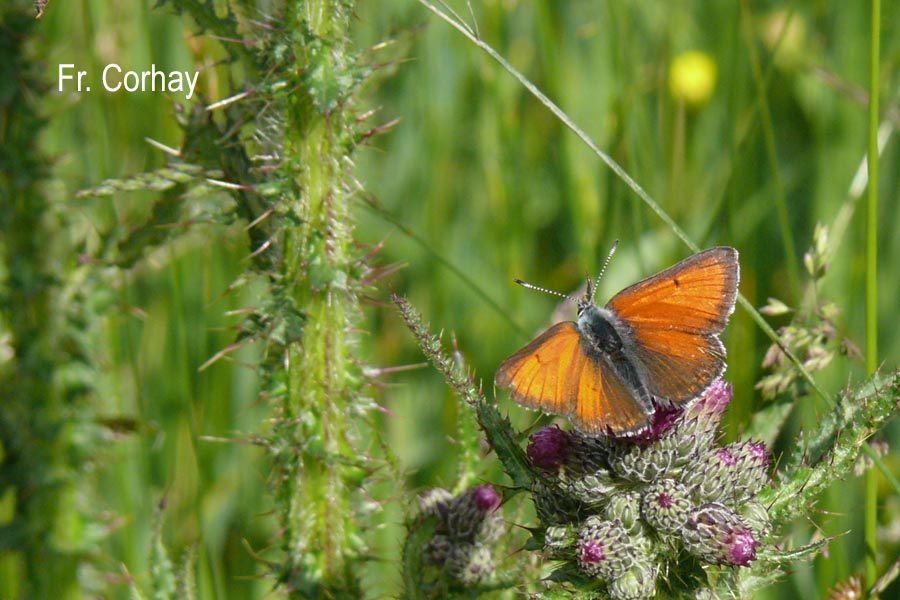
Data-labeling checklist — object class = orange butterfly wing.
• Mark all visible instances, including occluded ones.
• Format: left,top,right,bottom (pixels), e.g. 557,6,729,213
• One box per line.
606,247,739,403
571,354,650,435
495,322,650,435
495,322,583,416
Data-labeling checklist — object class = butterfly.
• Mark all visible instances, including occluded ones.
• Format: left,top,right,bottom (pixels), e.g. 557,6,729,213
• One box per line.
495,245,739,437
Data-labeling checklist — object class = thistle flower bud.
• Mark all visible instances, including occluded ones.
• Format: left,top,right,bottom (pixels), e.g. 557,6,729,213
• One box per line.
567,432,612,475
528,425,572,471
423,534,452,566
682,440,770,505
641,479,692,535
417,487,453,520
609,441,679,483
444,542,495,585
445,485,502,542
576,518,633,579
608,560,659,600
566,468,617,504
543,524,575,553
605,490,642,533
680,450,731,504
532,480,581,525
682,503,760,566
739,500,773,541
653,432,698,472
729,441,770,501
419,486,503,586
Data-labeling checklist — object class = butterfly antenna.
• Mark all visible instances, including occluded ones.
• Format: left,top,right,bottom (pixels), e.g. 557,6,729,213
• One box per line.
590,240,619,302
513,279,572,301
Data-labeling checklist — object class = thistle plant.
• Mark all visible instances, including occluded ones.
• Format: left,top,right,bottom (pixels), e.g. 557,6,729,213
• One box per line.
528,381,769,598
31,0,394,595
5,1,898,598
397,292,900,598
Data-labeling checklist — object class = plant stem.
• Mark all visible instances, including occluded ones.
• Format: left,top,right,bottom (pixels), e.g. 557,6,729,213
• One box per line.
864,0,881,589
272,1,366,596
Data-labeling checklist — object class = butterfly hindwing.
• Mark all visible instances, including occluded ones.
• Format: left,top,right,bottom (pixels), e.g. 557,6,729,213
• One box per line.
496,321,652,435
495,322,584,416
571,355,650,435
625,328,725,402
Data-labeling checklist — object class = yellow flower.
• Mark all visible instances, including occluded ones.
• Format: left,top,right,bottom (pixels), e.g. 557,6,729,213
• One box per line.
669,51,717,107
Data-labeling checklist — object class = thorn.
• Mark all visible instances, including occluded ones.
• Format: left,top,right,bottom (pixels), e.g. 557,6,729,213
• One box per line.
206,177,255,191
356,107,381,123
206,89,256,112
247,236,275,259
198,339,252,372
144,137,181,157
245,208,276,231
359,118,401,144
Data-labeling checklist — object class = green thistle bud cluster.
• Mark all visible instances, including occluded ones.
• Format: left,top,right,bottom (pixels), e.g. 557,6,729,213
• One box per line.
526,380,770,598
416,485,503,586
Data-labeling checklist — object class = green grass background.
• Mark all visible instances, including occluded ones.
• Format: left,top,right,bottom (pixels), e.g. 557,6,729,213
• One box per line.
4,0,900,597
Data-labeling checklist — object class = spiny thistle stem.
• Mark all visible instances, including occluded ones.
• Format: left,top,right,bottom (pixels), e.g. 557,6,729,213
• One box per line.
269,1,367,595
393,294,535,491
393,295,482,408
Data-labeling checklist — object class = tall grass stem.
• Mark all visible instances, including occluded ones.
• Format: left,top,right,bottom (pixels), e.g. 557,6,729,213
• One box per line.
864,0,881,589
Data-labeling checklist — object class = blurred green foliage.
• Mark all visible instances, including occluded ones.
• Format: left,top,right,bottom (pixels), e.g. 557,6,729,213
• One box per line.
1,0,899,598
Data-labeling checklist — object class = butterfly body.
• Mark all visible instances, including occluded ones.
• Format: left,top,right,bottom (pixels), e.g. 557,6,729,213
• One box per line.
576,304,655,412
496,247,739,437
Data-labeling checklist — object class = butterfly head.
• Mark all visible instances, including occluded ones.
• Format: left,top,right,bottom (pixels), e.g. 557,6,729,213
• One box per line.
577,277,599,317
576,240,618,317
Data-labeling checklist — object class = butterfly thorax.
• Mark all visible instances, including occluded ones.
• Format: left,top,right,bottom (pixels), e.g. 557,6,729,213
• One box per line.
576,304,626,358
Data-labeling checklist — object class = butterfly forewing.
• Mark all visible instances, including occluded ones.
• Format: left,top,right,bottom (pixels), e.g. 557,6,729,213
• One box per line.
495,322,584,415
606,247,739,404
607,247,739,334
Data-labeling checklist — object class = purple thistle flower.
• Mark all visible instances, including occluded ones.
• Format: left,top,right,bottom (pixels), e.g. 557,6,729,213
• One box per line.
683,503,760,566
645,404,684,439
655,491,674,508
527,425,572,471
746,440,769,463
579,540,607,565
610,404,683,444
700,379,734,416
682,378,733,424
471,484,501,513
728,528,761,566
714,447,738,466
641,479,691,534
576,518,633,579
